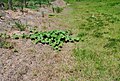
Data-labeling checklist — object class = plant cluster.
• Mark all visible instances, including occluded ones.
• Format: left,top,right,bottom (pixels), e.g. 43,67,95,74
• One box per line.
0,39,13,49
12,30,79,50
104,38,120,48
101,13,120,23
80,13,119,31
14,22,27,31
0,33,10,39
52,7,63,13
107,2,120,7
0,33,13,49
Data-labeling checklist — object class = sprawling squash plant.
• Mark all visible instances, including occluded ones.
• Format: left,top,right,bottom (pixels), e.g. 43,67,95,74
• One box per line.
12,30,79,51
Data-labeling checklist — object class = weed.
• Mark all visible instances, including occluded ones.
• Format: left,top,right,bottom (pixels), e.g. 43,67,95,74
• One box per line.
0,38,13,49
0,33,10,39
80,13,119,31
53,7,63,13
104,38,120,48
13,49,18,52
15,22,27,31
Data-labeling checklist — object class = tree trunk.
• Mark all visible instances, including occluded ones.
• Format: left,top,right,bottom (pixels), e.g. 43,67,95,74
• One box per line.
0,2,5,10
24,0,27,7
8,0,13,10
39,0,42,7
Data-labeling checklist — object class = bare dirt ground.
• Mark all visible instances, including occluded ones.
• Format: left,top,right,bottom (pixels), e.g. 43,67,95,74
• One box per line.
0,39,76,81
0,3,77,81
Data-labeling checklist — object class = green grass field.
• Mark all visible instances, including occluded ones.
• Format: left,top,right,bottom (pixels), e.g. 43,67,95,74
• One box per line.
60,0,120,81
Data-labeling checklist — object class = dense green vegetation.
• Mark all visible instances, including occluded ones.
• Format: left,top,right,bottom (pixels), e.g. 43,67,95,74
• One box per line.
0,0,55,10
58,0,120,81
29,30,79,50
0,29,79,51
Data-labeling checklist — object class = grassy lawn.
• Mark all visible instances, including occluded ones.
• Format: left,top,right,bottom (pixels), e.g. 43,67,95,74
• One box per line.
60,0,120,81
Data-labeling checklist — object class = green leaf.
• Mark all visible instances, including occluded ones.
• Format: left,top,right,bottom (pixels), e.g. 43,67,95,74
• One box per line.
30,34,37,40
34,39,40,44
58,41,63,47
21,33,27,38
74,37,80,42
12,34,19,39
